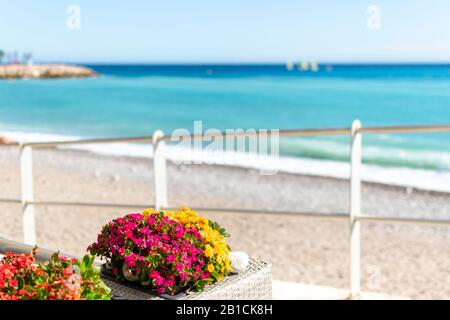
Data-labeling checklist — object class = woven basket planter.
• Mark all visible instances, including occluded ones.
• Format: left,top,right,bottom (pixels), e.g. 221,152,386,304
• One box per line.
101,258,272,300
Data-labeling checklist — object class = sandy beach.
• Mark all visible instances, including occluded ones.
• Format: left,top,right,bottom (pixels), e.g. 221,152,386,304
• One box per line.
0,145,450,299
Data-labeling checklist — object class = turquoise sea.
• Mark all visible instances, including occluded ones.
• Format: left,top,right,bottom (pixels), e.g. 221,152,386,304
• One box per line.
1,64,450,184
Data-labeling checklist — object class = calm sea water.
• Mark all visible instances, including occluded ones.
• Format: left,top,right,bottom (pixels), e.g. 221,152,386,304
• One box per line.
1,64,450,173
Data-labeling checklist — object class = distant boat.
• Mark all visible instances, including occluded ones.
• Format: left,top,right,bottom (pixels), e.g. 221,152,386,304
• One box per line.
286,61,294,71
310,60,319,72
298,61,309,71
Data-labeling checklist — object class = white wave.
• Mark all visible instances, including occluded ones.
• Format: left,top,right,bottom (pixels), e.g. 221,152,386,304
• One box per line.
282,137,450,170
2,130,450,193
161,145,450,193
3,131,82,143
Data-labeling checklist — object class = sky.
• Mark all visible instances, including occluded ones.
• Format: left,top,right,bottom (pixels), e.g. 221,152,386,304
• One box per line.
1,0,450,63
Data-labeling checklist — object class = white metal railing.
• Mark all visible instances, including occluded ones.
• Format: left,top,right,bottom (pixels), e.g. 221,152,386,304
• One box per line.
350,120,362,297
1,120,450,299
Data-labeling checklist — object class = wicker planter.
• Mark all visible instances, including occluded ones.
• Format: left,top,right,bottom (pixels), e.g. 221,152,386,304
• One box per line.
101,258,272,300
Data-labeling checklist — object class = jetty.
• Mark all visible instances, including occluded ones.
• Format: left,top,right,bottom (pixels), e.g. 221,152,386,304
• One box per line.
0,64,97,79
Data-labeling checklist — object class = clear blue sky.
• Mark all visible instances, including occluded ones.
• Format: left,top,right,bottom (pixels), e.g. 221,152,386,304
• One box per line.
1,0,450,63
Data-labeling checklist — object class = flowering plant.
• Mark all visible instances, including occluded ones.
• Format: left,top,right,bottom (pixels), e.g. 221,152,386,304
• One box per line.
0,249,111,300
154,207,231,281
88,208,231,294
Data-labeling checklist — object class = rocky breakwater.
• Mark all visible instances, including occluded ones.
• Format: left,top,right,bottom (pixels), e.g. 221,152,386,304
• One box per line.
0,64,97,79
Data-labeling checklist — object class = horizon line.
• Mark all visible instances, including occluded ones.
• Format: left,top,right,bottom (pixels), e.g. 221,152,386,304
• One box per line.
32,61,450,66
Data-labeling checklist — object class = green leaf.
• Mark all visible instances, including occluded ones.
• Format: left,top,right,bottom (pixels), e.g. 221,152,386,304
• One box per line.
51,252,59,263
83,255,91,267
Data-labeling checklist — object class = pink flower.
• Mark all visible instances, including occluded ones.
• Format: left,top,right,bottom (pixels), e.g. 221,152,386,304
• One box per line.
125,230,133,239
201,272,210,280
161,233,170,242
132,237,143,246
141,226,150,236
191,228,200,238
156,287,165,294
129,213,142,221
116,218,125,224
125,222,136,230
155,276,165,286
166,254,176,263
149,271,159,279
179,272,188,282
165,279,175,287
174,226,184,238
182,258,191,269
175,263,184,272
124,255,136,267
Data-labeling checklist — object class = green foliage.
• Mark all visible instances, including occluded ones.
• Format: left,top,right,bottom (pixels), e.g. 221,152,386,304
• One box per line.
208,220,230,237
39,253,111,300
0,251,111,300
75,254,111,300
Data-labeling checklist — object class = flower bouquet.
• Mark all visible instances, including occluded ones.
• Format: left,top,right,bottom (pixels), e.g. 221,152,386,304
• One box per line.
88,207,232,295
0,248,111,300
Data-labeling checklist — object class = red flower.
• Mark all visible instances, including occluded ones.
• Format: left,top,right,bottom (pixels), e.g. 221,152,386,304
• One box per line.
63,268,74,277
8,279,18,287
0,251,108,300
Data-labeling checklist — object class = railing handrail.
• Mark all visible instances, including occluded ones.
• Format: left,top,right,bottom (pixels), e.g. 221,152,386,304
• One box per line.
8,123,450,148
359,124,450,134
19,136,154,148
3,195,450,227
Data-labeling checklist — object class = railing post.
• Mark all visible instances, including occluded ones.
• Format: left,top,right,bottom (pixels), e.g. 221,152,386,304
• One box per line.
152,130,168,210
350,119,362,299
20,144,36,245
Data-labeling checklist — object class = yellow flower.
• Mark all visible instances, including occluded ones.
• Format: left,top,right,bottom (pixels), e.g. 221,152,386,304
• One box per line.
153,207,232,280
204,245,214,258
142,208,157,218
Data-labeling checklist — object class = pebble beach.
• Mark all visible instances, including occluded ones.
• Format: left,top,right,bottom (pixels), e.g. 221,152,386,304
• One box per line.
0,146,450,299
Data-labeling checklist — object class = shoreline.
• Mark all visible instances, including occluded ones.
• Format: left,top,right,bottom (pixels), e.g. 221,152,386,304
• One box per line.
3,129,450,194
